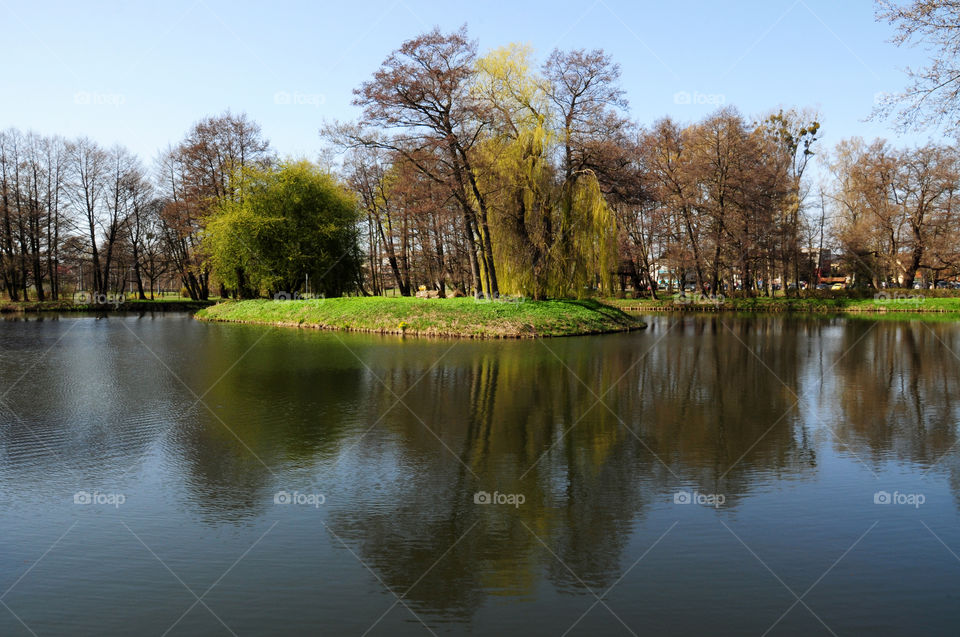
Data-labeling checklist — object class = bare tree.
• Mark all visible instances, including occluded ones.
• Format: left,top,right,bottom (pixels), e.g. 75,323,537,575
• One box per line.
156,112,270,299
340,26,499,297
875,0,960,132
68,138,111,295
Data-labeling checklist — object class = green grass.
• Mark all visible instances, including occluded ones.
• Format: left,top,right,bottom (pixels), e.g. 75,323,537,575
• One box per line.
195,296,644,338
605,292,960,317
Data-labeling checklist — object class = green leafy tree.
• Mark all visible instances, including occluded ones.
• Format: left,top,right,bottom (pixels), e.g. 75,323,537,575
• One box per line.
204,160,362,298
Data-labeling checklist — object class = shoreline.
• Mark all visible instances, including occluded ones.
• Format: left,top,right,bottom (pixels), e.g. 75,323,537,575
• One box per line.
608,295,960,318
194,297,644,339
0,299,216,313
195,315,641,338
6,295,958,323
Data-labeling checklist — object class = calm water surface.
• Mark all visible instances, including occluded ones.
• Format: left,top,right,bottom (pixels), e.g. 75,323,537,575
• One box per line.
1,312,960,636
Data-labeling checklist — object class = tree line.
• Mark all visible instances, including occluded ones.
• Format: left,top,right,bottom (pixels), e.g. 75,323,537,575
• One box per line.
4,20,960,302
1,113,273,301
330,26,959,298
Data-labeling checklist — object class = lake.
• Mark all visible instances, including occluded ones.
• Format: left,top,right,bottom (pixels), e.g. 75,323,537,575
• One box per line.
1,312,959,636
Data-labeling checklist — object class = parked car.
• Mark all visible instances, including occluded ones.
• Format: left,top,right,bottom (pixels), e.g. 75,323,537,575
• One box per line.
816,283,830,290
830,282,845,291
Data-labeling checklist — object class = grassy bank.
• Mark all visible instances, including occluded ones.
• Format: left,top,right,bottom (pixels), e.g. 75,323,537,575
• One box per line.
606,293,960,316
195,297,643,338
0,298,217,313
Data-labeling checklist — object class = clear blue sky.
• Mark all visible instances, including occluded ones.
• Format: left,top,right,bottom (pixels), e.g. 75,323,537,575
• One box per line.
0,0,937,167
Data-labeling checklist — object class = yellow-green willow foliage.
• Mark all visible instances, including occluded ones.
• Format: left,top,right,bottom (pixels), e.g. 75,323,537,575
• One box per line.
482,123,553,298
553,174,617,298
475,44,617,299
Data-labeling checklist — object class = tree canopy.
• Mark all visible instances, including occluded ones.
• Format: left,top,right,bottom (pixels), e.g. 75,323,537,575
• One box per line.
203,160,362,298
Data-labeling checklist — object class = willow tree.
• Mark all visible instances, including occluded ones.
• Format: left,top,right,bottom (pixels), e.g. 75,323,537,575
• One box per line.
474,44,617,299
543,47,627,296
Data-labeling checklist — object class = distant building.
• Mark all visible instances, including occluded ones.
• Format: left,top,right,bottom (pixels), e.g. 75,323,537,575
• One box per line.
800,247,832,276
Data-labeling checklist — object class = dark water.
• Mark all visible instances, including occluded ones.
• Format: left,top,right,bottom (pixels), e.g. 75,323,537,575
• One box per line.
2,312,960,636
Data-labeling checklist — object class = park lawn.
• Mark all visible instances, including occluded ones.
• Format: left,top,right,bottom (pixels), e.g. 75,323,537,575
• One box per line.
195,296,643,338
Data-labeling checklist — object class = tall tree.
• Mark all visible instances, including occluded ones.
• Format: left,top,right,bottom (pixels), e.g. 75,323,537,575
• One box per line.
876,0,960,132
344,26,499,297
157,111,270,299
760,109,821,294
68,137,111,295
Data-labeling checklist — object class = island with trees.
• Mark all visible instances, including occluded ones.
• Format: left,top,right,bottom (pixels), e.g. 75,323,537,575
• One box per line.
5,8,960,333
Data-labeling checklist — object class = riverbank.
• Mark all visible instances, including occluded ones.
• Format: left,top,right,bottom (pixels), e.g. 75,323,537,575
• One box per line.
0,299,217,313
606,294,960,317
195,297,643,338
